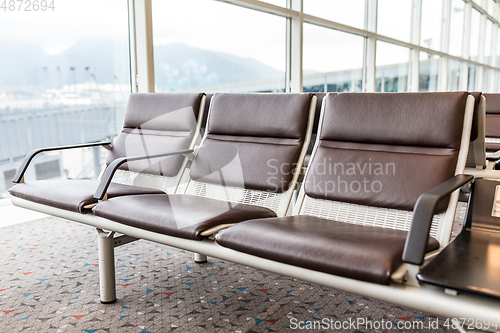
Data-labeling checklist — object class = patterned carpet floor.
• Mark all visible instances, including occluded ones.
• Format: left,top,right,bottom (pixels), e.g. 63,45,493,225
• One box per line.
0,214,464,333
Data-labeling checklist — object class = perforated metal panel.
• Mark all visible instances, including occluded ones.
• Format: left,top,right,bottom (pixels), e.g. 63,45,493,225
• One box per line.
301,195,442,239
111,169,178,194
185,180,286,215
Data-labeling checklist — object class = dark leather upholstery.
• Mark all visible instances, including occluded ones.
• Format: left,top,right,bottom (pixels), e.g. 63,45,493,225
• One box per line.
319,93,467,148
484,93,500,114
9,180,163,213
216,215,439,285
486,115,500,139
484,94,500,149
190,93,313,193
305,92,468,211
106,93,204,176
93,194,276,240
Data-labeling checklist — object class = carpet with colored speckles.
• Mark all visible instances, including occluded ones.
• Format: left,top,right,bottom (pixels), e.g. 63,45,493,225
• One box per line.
0,209,466,332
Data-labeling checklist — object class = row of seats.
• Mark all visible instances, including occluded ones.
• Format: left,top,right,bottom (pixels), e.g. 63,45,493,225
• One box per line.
9,91,500,320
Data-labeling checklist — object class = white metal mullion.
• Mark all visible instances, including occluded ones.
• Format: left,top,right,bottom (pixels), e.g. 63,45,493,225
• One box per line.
492,25,499,90
130,0,155,93
365,0,378,92
216,0,298,18
302,14,374,38
439,0,452,91
285,0,292,93
289,0,303,93
460,0,473,90
409,0,422,92
476,11,488,89
128,0,139,93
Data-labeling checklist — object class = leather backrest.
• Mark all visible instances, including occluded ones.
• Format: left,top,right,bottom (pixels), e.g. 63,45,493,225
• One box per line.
484,94,500,138
304,92,468,211
106,93,204,176
484,93,500,114
190,93,313,193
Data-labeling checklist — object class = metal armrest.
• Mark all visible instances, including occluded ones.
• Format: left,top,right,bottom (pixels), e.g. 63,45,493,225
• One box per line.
402,174,474,265
93,149,194,200
486,149,500,161
12,141,113,183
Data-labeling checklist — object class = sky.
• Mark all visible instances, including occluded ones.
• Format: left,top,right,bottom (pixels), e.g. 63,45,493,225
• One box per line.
0,0,490,73
0,0,128,54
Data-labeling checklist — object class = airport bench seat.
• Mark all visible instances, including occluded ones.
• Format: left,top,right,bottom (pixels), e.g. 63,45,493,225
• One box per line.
217,91,473,287
93,193,276,240
9,92,206,213
9,179,163,213
91,93,316,241
217,215,439,285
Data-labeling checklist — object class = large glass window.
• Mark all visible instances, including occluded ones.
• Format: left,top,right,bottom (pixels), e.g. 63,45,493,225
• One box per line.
152,0,286,93
450,0,465,57
496,71,500,92
468,64,478,91
377,0,412,42
0,0,130,196
469,9,481,62
376,41,410,92
484,68,493,92
485,20,494,65
488,0,496,16
496,26,500,67
303,0,366,30
421,0,443,51
447,59,462,91
303,24,364,92
419,52,440,92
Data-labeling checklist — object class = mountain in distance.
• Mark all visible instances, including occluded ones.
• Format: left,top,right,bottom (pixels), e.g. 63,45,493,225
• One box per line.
154,42,284,90
0,39,129,89
0,40,284,91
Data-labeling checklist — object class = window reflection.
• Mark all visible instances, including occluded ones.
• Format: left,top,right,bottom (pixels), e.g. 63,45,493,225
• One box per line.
470,9,481,62
303,24,364,92
304,0,366,29
419,52,440,92
468,64,478,91
377,0,412,42
421,0,443,51
449,0,465,57
447,59,461,91
376,41,409,92
152,0,286,93
485,20,494,66
0,0,130,197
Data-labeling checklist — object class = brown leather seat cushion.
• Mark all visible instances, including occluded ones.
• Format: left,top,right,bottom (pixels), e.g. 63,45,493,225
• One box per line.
92,194,277,240
216,215,440,285
9,180,164,213
485,142,500,153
